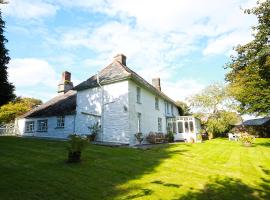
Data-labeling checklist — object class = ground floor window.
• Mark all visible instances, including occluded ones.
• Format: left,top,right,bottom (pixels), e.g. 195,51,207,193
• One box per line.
137,113,142,132
25,121,35,132
37,120,48,132
158,117,162,132
56,116,65,128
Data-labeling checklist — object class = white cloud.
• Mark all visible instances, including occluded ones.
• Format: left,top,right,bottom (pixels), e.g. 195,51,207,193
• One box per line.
8,58,58,88
163,80,205,102
1,0,58,20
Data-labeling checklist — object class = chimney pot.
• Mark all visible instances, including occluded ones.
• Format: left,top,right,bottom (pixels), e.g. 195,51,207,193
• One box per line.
152,78,161,91
114,54,126,66
58,71,73,94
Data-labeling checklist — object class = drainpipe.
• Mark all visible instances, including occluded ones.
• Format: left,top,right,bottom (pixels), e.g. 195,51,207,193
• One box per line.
97,71,104,142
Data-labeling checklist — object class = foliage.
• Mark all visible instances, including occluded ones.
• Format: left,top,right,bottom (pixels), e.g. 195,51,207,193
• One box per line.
239,133,255,146
0,97,42,124
67,134,88,163
87,122,100,141
0,10,15,106
165,131,174,143
226,0,270,115
67,134,88,153
176,101,191,115
134,132,144,144
189,83,235,114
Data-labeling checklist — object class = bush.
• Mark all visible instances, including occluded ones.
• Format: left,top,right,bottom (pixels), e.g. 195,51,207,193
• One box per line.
67,134,88,163
166,131,174,143
134,132,144,144
240,133,255,147
87,122,100,142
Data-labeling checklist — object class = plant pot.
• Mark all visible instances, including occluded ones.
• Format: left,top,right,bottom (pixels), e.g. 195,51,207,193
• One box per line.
243,142,252,147
67,151,81,163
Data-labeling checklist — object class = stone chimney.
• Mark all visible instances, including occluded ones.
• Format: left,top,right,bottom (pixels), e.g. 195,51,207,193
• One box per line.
152,78,161,91
114,54,126,66
58,71,73,94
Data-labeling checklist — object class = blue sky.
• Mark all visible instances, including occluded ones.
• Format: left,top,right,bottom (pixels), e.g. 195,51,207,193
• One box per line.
1,0,257,102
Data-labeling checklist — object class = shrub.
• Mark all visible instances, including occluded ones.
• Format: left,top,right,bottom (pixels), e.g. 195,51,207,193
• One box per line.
67,134,88,163
166,131,174,143
134,132,144,144
87,122,100,142
240,133,255,147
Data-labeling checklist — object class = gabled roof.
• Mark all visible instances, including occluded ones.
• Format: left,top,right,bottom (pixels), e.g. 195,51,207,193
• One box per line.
74,61,178,107
20,90,76,118
243,117,270,126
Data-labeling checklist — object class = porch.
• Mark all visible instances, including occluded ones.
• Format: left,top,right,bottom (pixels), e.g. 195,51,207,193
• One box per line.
167,116,201,142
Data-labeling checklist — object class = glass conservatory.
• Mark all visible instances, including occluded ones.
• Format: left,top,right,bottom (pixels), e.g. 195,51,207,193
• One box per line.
167,116,201,142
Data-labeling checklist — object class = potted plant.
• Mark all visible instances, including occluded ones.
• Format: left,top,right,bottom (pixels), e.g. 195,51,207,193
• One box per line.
67,134,88,163
87,122,100,142
134,132,144,144
165,131,174,143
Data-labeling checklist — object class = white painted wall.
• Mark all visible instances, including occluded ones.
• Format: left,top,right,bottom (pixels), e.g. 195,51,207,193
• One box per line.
16,115,75,138
128,80,179,145
75,80,130,143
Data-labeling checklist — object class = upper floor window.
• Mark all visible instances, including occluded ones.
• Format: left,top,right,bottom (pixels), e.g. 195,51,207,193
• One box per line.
56,116,65,128
171,104,174,115
165,101,170,114
155,97,159,110
136,87,141,103
25,121,35,132
37,120,48,132
158,117,162,132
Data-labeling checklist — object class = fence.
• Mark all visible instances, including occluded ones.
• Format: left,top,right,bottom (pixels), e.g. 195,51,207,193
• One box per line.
0,123,18,136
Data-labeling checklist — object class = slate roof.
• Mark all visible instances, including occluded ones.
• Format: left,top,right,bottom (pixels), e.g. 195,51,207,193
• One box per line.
20,90,76,118
243,117,270,126
74,60,179,106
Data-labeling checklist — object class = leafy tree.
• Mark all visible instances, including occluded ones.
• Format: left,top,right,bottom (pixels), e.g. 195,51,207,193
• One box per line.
176,101,191,116
0,97,42,124
0,5,15,106
226,0,270,116
189,83,241,138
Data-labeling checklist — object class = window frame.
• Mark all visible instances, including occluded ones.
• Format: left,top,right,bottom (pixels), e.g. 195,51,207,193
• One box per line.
56,116,65,128
25,121,35,133
137,112,142,133
37,119,48,132
155,97,159,110
158,117,162,132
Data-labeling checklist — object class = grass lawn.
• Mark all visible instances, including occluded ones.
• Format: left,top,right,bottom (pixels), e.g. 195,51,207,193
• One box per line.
0,137,269,200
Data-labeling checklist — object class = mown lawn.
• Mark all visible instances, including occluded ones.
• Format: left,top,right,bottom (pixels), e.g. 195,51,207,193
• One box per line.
0,137,269,200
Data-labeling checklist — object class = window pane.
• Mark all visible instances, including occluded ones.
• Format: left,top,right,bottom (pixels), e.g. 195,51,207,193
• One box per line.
155,97,159,109
136,87,141,103
38,120,48,132
158,118,162,132
137,113,141,132
172,122,176,133
189,121,194,133
178,122,183,133
57,116,65,127
184,121,189,132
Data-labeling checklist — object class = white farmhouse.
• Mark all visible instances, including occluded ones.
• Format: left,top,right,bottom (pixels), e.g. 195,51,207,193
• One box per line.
16,54,201,145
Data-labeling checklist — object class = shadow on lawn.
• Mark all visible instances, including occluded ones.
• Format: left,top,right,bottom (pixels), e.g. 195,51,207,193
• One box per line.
175,170,270,200
254,141,270,148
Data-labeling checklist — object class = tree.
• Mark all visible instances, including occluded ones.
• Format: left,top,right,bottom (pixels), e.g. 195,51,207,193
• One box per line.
226,0,270,116
0,6,15,106
0,97,42,124
189,83,241,138
176,101,191,116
